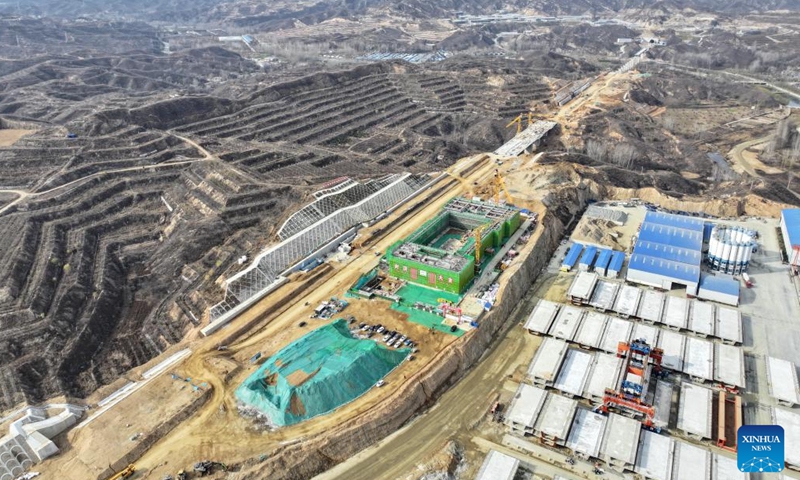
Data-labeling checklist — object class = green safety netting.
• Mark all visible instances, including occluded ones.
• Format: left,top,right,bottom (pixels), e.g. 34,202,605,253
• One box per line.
236,319,409,426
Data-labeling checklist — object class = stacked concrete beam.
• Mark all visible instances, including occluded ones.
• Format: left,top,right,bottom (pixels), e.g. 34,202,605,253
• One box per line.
634,430,674,480
677,382,713,441
505,383,547,435
549,305,584,341
599,317,633,353
566,408,607,459
766,357,800,407
527,338,568,387
599,413,641,471
637,289,665,323
573,312,608,349
523,299,560,335
584,353,623,403
533,393,578,445
553,349,594,398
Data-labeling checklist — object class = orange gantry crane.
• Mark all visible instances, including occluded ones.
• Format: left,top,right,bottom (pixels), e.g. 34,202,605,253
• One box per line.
594,338,665,431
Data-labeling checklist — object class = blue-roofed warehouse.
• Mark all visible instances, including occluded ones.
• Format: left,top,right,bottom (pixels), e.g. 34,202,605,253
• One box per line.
579,245,598,271
594,249,612,276
561,243,584,272
780,209,800,267
607,251,625,278
627,211,704,294
697,274,740,306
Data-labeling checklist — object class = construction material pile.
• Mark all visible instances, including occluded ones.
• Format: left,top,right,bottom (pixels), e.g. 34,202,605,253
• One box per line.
236,319,409,426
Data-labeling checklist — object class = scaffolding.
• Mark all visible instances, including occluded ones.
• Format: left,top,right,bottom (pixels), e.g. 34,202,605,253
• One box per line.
210,173,432,322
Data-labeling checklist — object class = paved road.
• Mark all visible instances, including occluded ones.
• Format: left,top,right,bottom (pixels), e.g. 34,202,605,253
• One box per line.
315,279,547,480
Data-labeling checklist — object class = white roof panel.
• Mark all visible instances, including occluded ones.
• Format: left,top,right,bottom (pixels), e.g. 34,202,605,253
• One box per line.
677,382,713,439
524,299,560,334
766,356,800,406
635,430,674,480
527,338,568,383
600,317,633,353
657,330,685,371
672,440,711,480
554,349,594,397
589,280,619,310
476,450,520,480
612,284,641,317
714,343,745,388
566,408,607,458
585,353,623,400
535,393,578,440
574,311,608,348
600,413,640,464
664,296,689,329
549,305,584,341
506,383,548,429
683,336,714,381
689,301,715,336
716,307,742,343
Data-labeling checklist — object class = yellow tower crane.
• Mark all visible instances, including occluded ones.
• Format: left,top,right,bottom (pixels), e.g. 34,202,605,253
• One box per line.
506,111,535,135
493,169,515,205
506,114,523,135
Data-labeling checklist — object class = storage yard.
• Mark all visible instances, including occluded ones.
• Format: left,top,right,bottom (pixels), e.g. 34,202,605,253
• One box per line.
475,202,800,480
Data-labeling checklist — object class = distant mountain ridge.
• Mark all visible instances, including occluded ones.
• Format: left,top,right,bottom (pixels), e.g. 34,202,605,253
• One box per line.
5,0,800,25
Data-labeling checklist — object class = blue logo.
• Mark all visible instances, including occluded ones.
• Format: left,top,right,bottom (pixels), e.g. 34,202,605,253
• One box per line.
738,425,784,472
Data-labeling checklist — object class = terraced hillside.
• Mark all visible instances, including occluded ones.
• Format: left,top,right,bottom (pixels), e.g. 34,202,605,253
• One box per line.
0,54,563,410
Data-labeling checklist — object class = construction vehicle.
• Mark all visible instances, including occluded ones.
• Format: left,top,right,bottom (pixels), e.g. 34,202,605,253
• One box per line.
493,170,514,205
594,339,664,430
107,464,135,480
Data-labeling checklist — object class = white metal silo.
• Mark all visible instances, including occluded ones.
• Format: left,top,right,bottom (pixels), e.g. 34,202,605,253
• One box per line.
722,241,733,265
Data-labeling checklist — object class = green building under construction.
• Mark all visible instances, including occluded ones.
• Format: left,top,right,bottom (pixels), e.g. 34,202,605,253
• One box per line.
385,197,521,294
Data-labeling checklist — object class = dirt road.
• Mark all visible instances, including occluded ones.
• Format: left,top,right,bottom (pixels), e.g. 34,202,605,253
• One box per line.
126,154,503,477
314,272,551,480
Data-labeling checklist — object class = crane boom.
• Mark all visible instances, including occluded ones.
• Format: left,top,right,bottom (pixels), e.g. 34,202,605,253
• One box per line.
493,170,515,205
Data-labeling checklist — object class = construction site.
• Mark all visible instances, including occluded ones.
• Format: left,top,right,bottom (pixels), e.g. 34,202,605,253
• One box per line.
2,2,800,479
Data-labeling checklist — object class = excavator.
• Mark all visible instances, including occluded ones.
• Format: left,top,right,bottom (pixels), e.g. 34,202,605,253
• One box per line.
107,464,135,480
